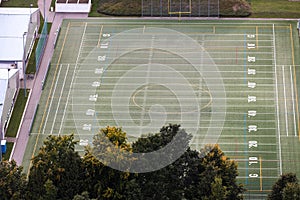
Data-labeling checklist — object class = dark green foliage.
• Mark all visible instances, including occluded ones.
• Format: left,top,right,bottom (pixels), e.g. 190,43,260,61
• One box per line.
43,179,58,200
0,160,27,200
268,173,299,200
73,191,94,200
132,124,244,200
13,124,244,199
95,0,251,17
96,0,141,16
26,134,85,200
83,126,135,199
283,182,300,200
219,0,251,17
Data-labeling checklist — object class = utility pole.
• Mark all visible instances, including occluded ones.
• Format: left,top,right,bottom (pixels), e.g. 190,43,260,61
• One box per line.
44,0,46,22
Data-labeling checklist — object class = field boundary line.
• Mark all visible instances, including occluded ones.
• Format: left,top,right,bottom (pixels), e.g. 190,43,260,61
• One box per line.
289,24,300,140
50,64,70,135
42,64,63,134
28,22,71,178
273,24,283,175
282,66,289,136
97,25,103,48
290,65,297,137
59,23,88,135
290,24,295,67
260,156,263,191
256,26,259,48
139,36,154,133
38,22,71,134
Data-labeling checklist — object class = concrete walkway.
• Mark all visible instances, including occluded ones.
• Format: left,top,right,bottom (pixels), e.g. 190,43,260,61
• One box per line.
11,1,88,165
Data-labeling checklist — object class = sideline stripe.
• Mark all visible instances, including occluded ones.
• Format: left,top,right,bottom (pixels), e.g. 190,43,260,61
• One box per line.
97,25,103,48
243,113,248,185
282,66,289,136
290,24,295,67
38,22,71,134
273,24,283,175
290,24,300,140
290,66,297,137
59,23,88,135
243,34,247,84
256,26,259,48
27,22,71,177
50,64,70,135
41,64,63,134
260,156,263,191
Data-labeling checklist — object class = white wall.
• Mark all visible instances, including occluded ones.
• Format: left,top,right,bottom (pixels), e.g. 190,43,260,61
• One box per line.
56,0,91,13
0,69,19,137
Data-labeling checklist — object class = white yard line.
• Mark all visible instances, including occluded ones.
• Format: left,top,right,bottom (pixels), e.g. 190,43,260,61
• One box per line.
50,64,70,135
58,22,88,135
282,66,289,136
290,65,297,137
97,25,103,48
273,24,282,175
42,64,63,134
139,36,154,133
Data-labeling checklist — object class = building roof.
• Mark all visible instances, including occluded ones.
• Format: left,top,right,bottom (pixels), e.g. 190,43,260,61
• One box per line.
0,8,39,61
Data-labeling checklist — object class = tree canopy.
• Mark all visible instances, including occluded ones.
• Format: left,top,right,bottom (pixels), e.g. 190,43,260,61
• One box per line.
268,173,300,200
1,124,245,199
26,134,85,200
0,160,27,199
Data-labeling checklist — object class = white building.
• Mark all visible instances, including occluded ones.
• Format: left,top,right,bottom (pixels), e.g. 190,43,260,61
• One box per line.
55,0,91,13
0,69,19,140
0,8,40,79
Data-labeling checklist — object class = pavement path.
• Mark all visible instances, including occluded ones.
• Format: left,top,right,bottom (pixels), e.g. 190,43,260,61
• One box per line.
11,0,88,165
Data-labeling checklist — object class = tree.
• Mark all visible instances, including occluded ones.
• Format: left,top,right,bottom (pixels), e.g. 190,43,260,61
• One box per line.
0,160,27,199
132,124,191,199
183,144,244,200
283,182,300,200
73,191,95,200
27,134,85,200
269,173,300,200
85,126,136,199
24,125,244,199
81,149,105,199
200,144,244,199
210,177,227,200
132,124,244,200
43,179,58,200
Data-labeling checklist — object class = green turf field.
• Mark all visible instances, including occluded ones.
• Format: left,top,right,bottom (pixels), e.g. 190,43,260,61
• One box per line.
23,19,300,198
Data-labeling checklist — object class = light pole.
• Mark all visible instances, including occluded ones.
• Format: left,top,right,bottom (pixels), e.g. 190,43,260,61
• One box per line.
44,0,46,21
30,4,33,23
23,32,27,97
7,68,10,88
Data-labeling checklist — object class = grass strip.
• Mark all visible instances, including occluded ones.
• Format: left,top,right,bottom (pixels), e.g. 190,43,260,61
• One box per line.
2,142,14,161
6,89,30,138
249,0,300,18
0,0,37,7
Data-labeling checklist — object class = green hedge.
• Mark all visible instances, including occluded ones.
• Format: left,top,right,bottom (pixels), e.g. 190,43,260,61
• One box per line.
220,0,251,17
96,0,141,16
95,0,251,17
